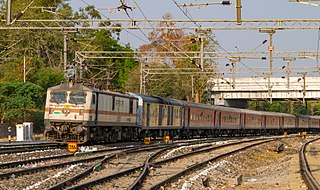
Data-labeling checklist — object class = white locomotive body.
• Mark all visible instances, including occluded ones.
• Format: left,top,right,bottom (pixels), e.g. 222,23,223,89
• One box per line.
44,83,138,144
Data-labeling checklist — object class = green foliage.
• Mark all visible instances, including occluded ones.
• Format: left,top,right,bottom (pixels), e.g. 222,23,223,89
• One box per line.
29,110,44,133
0,1,138,131
263,101,287,113
0,82,43,124
29,67,65,91
248,100,317,116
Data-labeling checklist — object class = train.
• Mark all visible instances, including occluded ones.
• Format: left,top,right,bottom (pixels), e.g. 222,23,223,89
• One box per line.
44,82,320,144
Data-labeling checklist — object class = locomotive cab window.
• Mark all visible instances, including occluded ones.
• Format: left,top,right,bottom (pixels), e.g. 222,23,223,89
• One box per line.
50,91,67,103
69,92,86,104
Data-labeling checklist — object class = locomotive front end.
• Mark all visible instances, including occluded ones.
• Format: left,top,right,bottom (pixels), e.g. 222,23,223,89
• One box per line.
44,83,92,144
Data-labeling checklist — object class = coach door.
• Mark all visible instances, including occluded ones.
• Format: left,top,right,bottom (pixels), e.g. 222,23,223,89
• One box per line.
187,108,191,128
215,111,221,129
240,113,245,130
180,107,184,128
262,115,266,130
146,103,150,127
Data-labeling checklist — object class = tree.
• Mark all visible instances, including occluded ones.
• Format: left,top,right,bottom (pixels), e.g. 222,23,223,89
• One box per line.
0,82,43,124
130,13,219,102
0,1,138,132
0,1,137,89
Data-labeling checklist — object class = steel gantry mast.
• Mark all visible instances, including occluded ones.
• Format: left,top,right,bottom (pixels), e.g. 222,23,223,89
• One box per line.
1,19,320,30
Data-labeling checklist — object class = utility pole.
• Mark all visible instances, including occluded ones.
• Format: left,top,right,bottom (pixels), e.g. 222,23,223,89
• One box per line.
140,62,143,94
191,75,194,100
298,72,307,107
200,34,204,71
259,29,276,103
236,0,242,25
23,56,26,83
283,57,295,89
63,32,68,73
23,56,26,122
228,57,240,89
6,0,12,25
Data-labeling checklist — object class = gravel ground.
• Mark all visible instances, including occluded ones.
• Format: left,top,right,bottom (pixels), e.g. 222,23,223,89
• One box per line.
0,148,69,164
142,139,268,189
0,162,93,189
70,150,156,188
167,136,310,190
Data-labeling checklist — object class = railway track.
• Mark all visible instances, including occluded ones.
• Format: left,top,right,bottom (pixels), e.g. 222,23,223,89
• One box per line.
46,138,234,189
56,137,277,190
0,144,170,189
0,143,61,155
300,137,320,190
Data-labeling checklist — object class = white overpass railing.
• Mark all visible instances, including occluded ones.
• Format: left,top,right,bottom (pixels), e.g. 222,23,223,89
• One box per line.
208,76,320,106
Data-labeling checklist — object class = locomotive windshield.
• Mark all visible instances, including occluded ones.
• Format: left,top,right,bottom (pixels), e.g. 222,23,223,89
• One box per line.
50,91,67,103
69,92,86,104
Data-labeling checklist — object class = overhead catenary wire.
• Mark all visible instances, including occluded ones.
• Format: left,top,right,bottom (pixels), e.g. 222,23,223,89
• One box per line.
80,0,149,45
171,0,263,78
133,0,196,64
171,0,273,100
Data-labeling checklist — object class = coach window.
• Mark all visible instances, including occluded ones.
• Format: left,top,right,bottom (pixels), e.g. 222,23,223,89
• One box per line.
129,99,133,114
50,91,67,103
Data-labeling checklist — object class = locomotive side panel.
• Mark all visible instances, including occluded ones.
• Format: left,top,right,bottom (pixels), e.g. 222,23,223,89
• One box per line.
96,93,138,127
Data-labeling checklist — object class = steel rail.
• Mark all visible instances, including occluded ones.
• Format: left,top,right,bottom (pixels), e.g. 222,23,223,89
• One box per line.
299,138,320,190
0,145,61,155
47,145,176,190
149,139,274,189
128,148,169,190
59,138,227,189
0,145,136,169
47,154,117,190
0,146,155,179
59,137,281,189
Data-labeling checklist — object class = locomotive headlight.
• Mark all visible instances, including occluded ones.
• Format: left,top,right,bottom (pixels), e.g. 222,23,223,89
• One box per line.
79,109,84,115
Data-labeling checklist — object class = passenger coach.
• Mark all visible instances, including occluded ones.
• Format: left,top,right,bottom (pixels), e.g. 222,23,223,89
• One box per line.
44,82,319,144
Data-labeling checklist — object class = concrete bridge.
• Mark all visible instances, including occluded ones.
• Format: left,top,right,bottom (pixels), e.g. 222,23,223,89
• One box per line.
208,76,320,108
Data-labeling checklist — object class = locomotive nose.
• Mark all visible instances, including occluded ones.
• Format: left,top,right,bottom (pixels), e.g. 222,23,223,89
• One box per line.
62,108,70,115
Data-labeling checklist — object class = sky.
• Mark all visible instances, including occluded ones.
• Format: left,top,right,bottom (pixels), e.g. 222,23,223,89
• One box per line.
68,0,320,77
